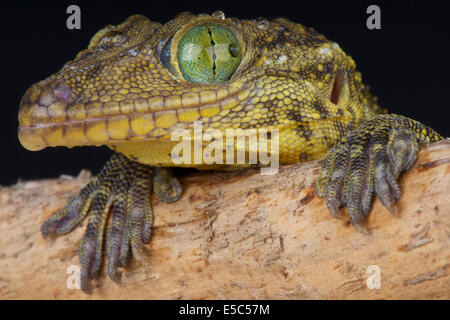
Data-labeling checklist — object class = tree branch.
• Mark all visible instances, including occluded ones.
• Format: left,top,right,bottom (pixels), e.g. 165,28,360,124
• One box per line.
1,140,449,299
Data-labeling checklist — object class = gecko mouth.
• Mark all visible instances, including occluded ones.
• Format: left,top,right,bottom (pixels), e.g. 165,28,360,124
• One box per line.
18,79,250,151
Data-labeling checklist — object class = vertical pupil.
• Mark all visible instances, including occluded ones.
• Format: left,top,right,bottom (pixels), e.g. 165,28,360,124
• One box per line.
207,28,217,76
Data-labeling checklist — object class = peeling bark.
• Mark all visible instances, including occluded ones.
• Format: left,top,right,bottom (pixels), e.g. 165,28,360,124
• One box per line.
0,140,449,299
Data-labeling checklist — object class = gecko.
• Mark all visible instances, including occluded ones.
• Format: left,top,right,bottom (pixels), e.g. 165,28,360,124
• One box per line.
18,12,442,293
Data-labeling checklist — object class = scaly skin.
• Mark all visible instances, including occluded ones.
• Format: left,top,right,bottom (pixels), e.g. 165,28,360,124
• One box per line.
18,12,442,292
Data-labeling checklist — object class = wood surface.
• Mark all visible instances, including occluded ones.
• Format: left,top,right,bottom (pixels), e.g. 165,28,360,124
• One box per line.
0,140,449,299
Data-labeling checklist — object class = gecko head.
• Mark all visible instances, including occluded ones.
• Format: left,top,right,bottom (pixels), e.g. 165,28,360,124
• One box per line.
19,12,354,151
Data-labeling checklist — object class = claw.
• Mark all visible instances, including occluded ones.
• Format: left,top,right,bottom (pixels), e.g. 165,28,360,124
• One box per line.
352,221,371,234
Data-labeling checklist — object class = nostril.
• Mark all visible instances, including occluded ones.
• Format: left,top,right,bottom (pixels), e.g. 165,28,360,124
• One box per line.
38,83,73,107
53,85,73,102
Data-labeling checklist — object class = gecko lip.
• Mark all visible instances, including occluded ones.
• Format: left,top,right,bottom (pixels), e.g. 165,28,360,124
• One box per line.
19,76,251,152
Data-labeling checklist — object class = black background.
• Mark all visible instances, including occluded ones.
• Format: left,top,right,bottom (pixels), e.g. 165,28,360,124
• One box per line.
1,0,449,185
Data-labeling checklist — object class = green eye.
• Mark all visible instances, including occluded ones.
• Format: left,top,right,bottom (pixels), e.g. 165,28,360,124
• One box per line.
177,24,242,84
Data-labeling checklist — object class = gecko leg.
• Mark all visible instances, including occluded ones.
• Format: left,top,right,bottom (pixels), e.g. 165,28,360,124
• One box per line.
40,153,182,293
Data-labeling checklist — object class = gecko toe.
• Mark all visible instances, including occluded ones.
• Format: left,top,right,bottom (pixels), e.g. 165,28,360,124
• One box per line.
153,167,182,203
325,145,351,219
125,165,153,265
105,197,129,283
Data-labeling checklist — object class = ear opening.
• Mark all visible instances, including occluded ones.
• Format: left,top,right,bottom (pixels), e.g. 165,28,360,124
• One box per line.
330,70,344,105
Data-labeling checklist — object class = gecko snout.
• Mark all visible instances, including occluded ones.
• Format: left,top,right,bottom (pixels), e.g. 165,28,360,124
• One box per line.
18,80,78,151
30,81,75,108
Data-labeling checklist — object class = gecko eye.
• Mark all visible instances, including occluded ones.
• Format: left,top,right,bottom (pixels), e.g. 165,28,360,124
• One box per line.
177,24,242,84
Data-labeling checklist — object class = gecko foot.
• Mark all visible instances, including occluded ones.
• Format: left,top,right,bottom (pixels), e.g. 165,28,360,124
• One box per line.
315,114,442,232
41,153,181,293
